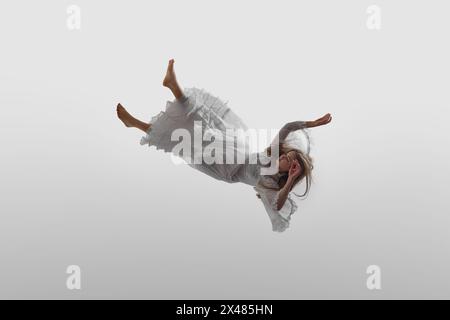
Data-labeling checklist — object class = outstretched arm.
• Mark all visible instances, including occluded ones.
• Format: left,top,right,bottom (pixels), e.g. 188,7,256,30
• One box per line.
277,121,308,143
271,113,333,146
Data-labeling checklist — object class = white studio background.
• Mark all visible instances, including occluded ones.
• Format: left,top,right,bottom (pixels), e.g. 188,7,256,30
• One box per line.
0,0,449,299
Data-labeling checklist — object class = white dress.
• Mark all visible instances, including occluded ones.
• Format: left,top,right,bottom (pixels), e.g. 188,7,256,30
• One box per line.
140,87,310,232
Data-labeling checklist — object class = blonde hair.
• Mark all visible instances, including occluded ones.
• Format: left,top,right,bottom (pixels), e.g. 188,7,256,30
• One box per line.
257,142,314,199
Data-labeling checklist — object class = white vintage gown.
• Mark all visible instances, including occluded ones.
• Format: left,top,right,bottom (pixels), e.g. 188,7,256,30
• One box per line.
140,87,310,232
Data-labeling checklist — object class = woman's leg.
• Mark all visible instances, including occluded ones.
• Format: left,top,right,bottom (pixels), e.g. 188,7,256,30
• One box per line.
116,103,151,133
116,59,185,133
163,59,186,101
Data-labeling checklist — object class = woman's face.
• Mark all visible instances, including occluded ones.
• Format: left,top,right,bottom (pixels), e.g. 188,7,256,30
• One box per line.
277,151,297,173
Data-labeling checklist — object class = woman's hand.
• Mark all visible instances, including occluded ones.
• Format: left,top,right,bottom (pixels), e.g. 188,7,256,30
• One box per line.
277,160,302,210
288,160,302,180
306,113,332,128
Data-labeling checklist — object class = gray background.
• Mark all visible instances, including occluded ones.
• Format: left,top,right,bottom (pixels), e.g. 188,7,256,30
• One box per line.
0,0,449,299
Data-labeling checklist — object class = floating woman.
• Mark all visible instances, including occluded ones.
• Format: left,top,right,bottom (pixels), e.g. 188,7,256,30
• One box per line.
116,59,332,232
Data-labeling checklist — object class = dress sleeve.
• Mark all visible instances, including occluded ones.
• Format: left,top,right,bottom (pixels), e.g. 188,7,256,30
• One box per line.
254,183,298,232
271,121,307,146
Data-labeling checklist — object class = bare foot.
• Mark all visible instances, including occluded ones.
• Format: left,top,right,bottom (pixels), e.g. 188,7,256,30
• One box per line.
163,59,177,89
116,103,136,128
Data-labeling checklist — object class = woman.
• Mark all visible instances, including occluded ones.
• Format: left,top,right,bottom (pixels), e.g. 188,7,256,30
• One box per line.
117,59,332,232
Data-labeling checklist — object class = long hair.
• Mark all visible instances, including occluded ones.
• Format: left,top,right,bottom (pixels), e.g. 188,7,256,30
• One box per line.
257,142,314,200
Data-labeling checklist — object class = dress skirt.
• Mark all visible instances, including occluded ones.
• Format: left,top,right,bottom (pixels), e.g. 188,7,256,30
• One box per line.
140,87,250,183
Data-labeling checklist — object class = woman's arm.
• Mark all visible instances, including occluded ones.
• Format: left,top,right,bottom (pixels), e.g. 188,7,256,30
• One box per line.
271,114,332,146
276,176,296,211
276,121,308,144
276,160,302,210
